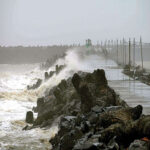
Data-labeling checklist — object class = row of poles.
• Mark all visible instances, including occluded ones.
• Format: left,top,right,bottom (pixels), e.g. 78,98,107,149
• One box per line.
99,37,144,71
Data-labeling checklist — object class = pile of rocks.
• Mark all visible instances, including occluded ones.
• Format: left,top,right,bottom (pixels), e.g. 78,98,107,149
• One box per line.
25,69,150,150
50,105,150,150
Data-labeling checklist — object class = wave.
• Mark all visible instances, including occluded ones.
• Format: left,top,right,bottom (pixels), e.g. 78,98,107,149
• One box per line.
0,47,110,101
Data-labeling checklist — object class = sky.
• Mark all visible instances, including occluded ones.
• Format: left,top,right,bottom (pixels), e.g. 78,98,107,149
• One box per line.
0,0,150,46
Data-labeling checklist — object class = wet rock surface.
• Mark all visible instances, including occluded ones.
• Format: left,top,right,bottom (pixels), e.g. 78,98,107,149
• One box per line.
27,79,42,90
128,139,150,150
26,69,150,150
25,111,34,124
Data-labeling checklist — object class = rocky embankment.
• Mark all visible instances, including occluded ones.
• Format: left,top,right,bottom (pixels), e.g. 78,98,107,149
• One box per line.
25,69,150,150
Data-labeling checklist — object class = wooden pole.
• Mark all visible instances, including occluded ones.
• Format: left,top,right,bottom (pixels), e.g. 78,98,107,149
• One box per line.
120,40,122,65
111,40,113,54
125,39,126,65
105,40,107,50
117,39,118,64
111,40,113,46
129,38,131,71
140,36,144,71
133,38,135,68
108,40,110,53
104,40,107,56
123,38,125,66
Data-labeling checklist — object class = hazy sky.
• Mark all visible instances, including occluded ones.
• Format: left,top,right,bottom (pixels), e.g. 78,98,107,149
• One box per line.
0,0,150,46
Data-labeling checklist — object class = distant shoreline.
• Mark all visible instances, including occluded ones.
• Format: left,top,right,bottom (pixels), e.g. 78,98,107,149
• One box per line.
0,46,70,64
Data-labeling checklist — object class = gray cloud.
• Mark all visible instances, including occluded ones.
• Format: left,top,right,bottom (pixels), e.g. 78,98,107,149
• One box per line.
0,0,150,46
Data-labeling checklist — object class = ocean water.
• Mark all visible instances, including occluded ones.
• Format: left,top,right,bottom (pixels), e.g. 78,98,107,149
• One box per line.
0,64,58,150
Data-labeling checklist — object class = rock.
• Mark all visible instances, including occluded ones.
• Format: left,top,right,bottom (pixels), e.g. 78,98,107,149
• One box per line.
91,105,103,113
55,65,59,74
22,125,33,130
128,140,150,150
84,73,93,83
73,132,103,150
80,121,91,133
99,115,150,147
107,136,119,150
32,106,38,113
58,116,77,137
37,97,44,106
59,128,83,150
71,110,79,116
37,97,44,112
79,83,94,113
99,123,125,144
137,115,150,136
58,79,68,90
45,72,49,80
88,112,98,124
61,116,77,122
27,79,42,90
99,105,143,128
104,106,123,112
73,142,100,150
72,73,82,92
25,111,34,124
56,65,65,74
93,69,108,87
75,114,86,126
22,125,29,130
53,88,63,101
49,71,55,78
129,105,143,120
50,134,60,149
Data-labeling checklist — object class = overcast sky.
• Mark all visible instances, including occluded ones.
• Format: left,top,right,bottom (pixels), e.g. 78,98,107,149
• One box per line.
0,0,150,46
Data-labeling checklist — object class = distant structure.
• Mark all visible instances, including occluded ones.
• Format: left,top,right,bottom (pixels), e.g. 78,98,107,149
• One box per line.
86,39,92,47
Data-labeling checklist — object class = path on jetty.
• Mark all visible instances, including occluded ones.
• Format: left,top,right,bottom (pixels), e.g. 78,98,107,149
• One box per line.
98,56,150,114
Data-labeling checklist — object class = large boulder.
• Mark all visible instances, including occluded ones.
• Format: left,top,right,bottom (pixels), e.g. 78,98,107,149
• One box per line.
128,140,150,150
79,83,94,113
44,72,49,80
93,69,108,87
36,97,45,112
99,105,143,128
25,111,34,124
72,73,82,92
